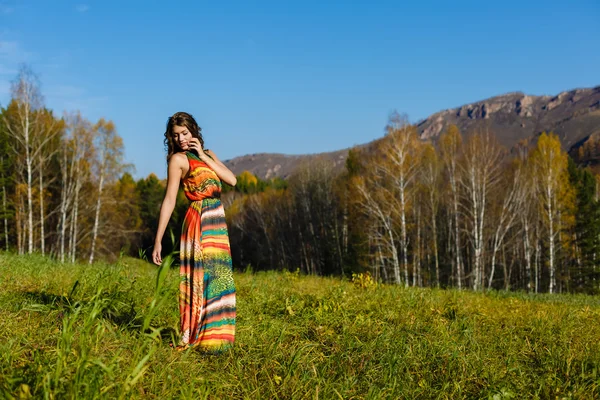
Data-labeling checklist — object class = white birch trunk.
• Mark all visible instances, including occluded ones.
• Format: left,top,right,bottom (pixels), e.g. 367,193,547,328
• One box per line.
88,160,105,264
399,176,409,287
468,163,481,290
17,195,23,254
356,180,400,284
488,173,523,290
535,226,540,293
523,217,532,291
414,204,421,287
39,153,45,255
57,148,68,262
25,114,34,254
428,186,440,287
2,182,7,251
1,155,8,251
387,218,401,284
547,183,555,294
58,138,77,262
70,180,81,263
450,173,463,289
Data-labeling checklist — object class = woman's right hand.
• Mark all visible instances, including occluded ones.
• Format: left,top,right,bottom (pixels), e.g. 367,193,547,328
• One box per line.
152,243,162,265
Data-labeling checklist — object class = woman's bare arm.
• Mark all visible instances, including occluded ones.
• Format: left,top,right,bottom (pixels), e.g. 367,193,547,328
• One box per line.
189,138,237,187
152,153,186,264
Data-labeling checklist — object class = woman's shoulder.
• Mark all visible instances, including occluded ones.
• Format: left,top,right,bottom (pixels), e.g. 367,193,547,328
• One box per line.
170,152,188,163
168,152,189,171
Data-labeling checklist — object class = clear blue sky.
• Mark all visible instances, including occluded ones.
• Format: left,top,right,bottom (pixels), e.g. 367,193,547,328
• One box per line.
1,0,599,179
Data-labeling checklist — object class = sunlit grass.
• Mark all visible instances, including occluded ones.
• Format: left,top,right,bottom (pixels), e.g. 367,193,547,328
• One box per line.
0,253,599,399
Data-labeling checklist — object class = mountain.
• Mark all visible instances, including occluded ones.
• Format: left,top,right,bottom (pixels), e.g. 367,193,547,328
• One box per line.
416,86,600,149
222,148,354,180
223,86,600,179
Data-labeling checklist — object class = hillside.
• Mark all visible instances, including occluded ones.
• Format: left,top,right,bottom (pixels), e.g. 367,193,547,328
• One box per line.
223,148,352,180
224,86,600,179
1,253,599,398
416,86,600,152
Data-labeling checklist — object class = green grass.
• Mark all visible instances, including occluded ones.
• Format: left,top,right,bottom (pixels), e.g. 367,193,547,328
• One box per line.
1,253,599,399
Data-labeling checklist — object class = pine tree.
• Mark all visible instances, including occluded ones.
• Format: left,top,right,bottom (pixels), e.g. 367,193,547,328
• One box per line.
568,157,600,293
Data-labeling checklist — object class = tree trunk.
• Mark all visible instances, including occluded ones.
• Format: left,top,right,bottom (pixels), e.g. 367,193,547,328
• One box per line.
89,164,105,264
547,185,555,294
415,204,421,287
25,115,34,254
333,203,344,276
489,240,499,290
399,179,409,287
1,155,8,251
39,154,45,255
452,190,463,289
430,192,440,288
386,221,401,285
535,235,540,293
17,192,24,254
469,165,482,290
523,217,532,292
2,182,7,251
70,185,80,263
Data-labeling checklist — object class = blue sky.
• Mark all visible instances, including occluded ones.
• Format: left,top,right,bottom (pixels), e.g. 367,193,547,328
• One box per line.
1,0,599,179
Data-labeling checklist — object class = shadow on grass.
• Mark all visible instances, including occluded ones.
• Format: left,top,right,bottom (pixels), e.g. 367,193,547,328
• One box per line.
23,290,77,308
19,274,178,345
20,289,171,337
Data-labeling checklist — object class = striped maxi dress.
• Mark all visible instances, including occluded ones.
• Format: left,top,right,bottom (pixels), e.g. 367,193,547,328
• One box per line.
178,150,236,351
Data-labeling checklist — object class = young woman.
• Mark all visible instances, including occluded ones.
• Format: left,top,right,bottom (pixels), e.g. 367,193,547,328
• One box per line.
152,111,237,351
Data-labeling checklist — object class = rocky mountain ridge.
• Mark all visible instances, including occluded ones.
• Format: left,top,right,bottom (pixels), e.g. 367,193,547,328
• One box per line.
223,86,600,179
416,86,600,149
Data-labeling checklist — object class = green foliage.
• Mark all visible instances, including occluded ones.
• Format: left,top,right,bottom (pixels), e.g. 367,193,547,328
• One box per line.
345,147,364,177
567,157,600,292
0,105,16,249
135,173,165,237
1,253,599,398
351,271,376,289
222,170,288,194
134,173,187,258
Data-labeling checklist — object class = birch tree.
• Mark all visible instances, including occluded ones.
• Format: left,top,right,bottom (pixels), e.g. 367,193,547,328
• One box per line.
530,132,574,293
1,65,64,255
89,118,124,264
439,125,464,288
0,154,10,251
2,65,44,253
36,109,63,255
355,172,401,284
56,112,93,262
459,131,503,291
420,143,441,287
487,155,526,289
0,113,13,251
383,113,421,287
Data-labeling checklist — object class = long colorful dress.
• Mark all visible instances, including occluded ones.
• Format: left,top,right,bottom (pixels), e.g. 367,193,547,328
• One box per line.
178,150,236,351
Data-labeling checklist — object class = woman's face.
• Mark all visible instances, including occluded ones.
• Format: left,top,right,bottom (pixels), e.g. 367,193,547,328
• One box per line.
172,124,193,151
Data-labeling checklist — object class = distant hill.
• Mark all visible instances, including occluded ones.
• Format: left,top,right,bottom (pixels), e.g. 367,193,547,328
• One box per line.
222,148,353,180
223,86,600,179
416,86,600,150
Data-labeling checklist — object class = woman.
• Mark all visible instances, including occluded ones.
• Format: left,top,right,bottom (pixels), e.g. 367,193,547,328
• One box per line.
152,111,237,351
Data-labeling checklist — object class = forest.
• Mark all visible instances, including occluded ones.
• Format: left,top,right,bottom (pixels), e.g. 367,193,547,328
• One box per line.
2,65,600,294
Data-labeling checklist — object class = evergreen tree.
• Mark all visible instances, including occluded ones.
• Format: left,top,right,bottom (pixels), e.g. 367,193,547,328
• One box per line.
568,157,600,293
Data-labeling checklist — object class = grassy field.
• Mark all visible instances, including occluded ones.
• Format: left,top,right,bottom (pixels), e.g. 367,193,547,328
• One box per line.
1,253,599,399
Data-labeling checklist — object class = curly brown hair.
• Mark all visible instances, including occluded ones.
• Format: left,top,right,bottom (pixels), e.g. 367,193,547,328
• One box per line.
164,111,204,162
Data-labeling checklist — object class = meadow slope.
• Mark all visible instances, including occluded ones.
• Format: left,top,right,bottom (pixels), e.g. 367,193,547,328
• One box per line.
1,253,599,399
